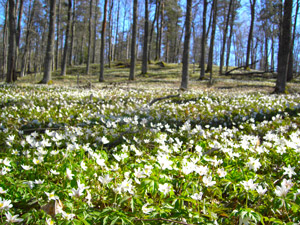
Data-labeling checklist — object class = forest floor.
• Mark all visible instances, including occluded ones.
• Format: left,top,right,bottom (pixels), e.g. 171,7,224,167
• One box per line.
7,61,300,94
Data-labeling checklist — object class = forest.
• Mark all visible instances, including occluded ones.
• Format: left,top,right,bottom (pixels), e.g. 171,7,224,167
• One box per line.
1,1,300,225
0,0,299,92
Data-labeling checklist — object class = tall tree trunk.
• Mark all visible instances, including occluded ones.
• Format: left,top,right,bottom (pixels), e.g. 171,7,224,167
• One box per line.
155,0,161,61
108,0,113,68
92,0,99,63
219,0,233,75
148,0,159,62
226,0,236,72
69,0,76,66
55,0,61,70
264,34,268,71
287,0,299,81
86,0,93,74
199,0,208,80
14,0,24,78
20,0,36,78
158,1,164,61
113,0,120,61
129,0,138,80
61,0,72,76
245,0,256,70
180,0,192,90
275,0,293,93
41,0,57,84
2,2,9,80
142,0,149,75
206,0,218,73
99,0,108,82
7,0,17,83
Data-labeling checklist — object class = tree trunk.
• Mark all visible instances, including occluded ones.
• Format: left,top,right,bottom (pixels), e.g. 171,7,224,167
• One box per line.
275,0,293,93
148,0,159,62
86,0,93,74
206,0,218,73
20,0,36,78
61,0,72,76
245,0,256,70
69,0,76,66
7,0,17,83
155,0,161,61
264,34,268,71
180,0,192,90
129,0,138,81
158,1,164,61
113,0,120,61
108,0,113,68
55,0,61,70
99,0,108,82
226,0,236,72
92,0,99,64
142,0,149,75
41,0,56,84
2,2,8,80
287,0,298,81
199,0,208,79
219,0,233,75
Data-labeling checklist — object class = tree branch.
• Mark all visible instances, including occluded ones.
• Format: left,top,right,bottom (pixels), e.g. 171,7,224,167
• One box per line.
149,94,180,106
134,217,193,225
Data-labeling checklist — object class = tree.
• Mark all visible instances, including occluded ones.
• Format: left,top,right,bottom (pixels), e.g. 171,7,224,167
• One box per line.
245,0,256,70
199,0,208,80
99,0,108,82
40,0,56,84
219,0,233,75
55,0,61,70
206,0,218,73
275,0,293,93
6,0,17,83
68,0,76,66
180,0,192,90
2,1,8,80
86,0,93,74
129,0,138,81
142,0,149,75
61,0,72,76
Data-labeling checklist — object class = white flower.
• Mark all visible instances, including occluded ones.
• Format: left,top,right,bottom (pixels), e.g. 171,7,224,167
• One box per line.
46,217,55,225
191,192,203,201
158,183,172,195
50,169,60,175
217,168,227,178
96,158,106,167
33,157,42,165
275,179,294,198
157,154,173,170
0,197,13,211
61,211,76,220
101,136,109,144
98,174,113,185
256,185,267,196
3,158,11,167
23,181,35,189
134,168,146,179
282,165,296,178
195,165,209,176
247,157,261,172
5,211,23,223
203,176,216,187
142,203,155,214
0,187,7,194
34,179,45,184
80,161,87,171
240,179,257,191
45,191,59,201
21,165,33,170
66,168,74,180
85,190,93,207
143,165,153,177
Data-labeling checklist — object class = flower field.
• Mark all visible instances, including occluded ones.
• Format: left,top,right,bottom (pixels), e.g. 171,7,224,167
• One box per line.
1,84,300,224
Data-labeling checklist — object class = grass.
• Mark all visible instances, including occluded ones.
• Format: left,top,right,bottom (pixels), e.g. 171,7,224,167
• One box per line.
8,61,300,93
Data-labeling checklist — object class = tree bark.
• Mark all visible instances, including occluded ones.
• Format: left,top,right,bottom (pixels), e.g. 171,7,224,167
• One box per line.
142,0,149,75
108,0,113,68
219,0,233,75
180,0,192,90
245,0,256,70
206,0,218,73
148,0,159,62
61,0,72,76
199,0,208,79
287,0,298,81
69,0,76,66
226,0,236,72
275,0,293,93
99,0,108,82
41,0,56,84
92,0,99,64
2,2,8,80
129,0,138,81
55,0,61,70
86,0,93,74
20,0,36,78
7,0,17,83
